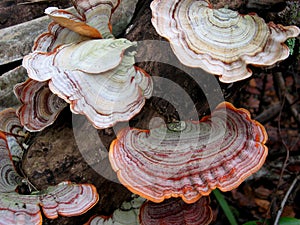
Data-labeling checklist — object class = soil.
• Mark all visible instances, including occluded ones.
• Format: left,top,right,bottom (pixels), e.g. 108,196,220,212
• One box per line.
1,0,300,224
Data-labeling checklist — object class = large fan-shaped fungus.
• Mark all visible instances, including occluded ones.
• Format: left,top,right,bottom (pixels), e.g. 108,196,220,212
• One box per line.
139,197,212,225
109,102,268,203
150,0,300,83
23,39,153,129
14,79,68,132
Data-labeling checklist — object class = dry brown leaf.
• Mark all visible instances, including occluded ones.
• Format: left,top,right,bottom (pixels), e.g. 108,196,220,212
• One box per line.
254,198,270,212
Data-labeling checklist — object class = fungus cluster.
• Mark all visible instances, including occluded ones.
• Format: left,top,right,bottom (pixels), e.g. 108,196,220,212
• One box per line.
85,195,213,225
150,0,300,83
18,0,153,131
0,181,99,225
0,109,99,225
22,38,152,129
2,0,299,224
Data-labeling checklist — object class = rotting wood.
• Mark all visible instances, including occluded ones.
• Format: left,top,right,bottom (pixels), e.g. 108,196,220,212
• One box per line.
0,66,27,110
0,0,138,68
0,16,51,66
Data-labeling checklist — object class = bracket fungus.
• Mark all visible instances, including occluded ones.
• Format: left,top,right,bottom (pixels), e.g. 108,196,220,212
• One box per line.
33,0,138,52
0,132,23,193
23,39,153,129
44,0,120,40
109,102,268,203
14,79,68,132
139,197,212,225
150,0,300,83
38,181,99,219
45,7,103,39
0,108,25,161
85,195,145,225
0,108,24,136
85,196,212,225
21,0,153,130
0,111,99,224
0,181,99,225
69,0,120,38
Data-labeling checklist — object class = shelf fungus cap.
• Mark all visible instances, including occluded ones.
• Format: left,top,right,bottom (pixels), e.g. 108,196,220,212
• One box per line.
0,109,25,161
85,195,145,225
0,193,41,225
22,39,153,129
34,0,137,52
44,0,121,39
14,79,68,132
0,182,98,225
0,108,24,136
0,132,23,193
109,102,268,203
139,197,212,225
150,0,300,83
45,7,103,39
40,181,99,218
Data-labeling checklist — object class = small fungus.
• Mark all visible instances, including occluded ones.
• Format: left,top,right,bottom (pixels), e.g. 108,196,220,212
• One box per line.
150,0,300,83
0,181,99,225
139,197,212,225
109,102,268,203
0,108,24,136
44,0,120,40
85,195,145,225
39,181,99,219
85,196,212,225
0,132,23,193
14,79,68,132
0,109,25,161
45,7,103,39
0,111,99,225
33,0,137,52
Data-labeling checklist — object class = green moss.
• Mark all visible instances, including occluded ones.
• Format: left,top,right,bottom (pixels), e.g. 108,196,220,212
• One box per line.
286,38,296,55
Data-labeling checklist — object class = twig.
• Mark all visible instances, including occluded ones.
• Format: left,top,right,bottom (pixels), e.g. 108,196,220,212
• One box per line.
264,73,292,225
274,175,299,225
17,0,55,5
285,93,300,123
254,102,281,123
274,72,300,124
277,98,290,187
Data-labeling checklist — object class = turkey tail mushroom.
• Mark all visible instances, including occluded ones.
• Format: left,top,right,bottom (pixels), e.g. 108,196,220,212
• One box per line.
14,79,67,132
150,0,300,83
22,39,153,129
109,102,268,203
139,197,212,225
